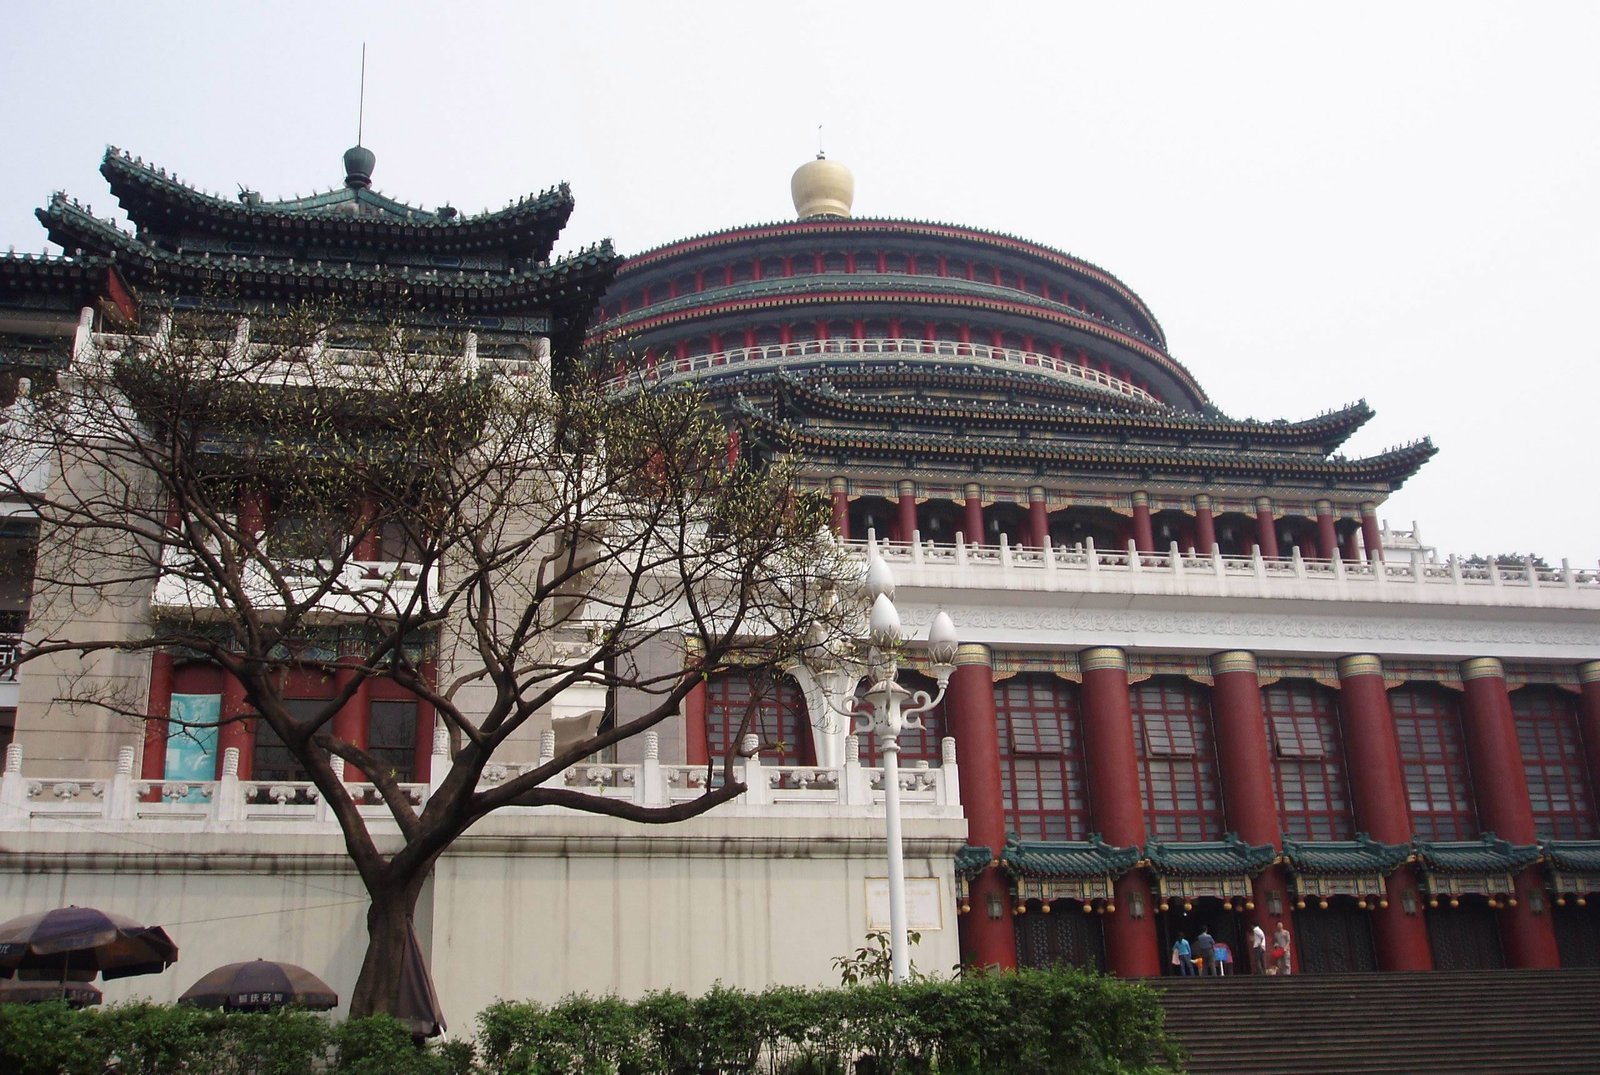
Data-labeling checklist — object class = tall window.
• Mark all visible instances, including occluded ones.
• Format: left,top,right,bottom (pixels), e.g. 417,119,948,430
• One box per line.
1391,686,1478,841
704,671,812,765
1131,678,1224,841
1263,682,1354,840
1514,687,1597,840
995,674,1089,841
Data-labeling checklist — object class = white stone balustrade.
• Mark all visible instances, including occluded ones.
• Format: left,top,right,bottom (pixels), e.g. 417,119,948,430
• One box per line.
854,534,1600,610
0,732,963,832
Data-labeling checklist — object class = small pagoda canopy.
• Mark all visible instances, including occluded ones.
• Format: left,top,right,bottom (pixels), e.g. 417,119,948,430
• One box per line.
953,843,996,905
1413,834,1542,904
1281,834,1412,904
997,834,1142,904
1540,840,1600,905
1144,834,1277,906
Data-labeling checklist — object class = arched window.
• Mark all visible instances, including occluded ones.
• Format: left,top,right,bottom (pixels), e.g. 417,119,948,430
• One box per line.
1391,686,1478,841
1131,678,1223,841
1264,682,1354,840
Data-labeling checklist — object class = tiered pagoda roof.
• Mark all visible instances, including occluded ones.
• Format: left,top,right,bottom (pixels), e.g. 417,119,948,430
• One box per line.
730,369,1435,495
6,147,622,358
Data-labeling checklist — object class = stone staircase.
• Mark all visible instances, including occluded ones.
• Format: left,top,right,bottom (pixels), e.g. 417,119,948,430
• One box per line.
1153,968,1600,1074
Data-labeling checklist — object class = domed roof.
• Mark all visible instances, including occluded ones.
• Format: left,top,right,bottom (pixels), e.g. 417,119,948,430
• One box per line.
790,154,854,221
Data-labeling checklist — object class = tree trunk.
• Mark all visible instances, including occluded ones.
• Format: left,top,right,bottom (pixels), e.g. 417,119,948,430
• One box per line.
347,873,428,1020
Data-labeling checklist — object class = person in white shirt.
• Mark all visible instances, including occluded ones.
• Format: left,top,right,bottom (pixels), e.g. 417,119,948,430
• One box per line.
1251,923,1268,974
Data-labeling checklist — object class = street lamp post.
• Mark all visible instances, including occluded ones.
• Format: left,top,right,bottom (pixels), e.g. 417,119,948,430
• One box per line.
820,545,960,983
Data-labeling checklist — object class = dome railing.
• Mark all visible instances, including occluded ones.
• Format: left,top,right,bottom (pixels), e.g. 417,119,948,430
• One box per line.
603,337,1162,405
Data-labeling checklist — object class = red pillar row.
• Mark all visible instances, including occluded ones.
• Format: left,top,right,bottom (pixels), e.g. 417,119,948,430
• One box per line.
1580,663,1600,816
1336,655,1432,971
947,644,1017,969
1459,658,1559,968
1079,647,1160,977
829,477,849,540
1130,492,1154,554
896,481,918,543
1254,497,1280,560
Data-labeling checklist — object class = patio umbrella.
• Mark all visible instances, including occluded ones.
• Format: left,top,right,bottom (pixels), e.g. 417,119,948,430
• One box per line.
0,905,178,982
179,959,338,1011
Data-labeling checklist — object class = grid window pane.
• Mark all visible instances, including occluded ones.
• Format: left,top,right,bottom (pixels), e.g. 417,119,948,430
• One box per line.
705,672,811,765
1131,678,1223,841
1264,682,1353,841
996,674,1087,840
367,700,417,782
1514,687,1597,840
1391,686,1478,842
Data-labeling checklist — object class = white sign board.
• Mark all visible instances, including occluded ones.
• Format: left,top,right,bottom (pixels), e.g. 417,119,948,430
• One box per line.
865,878,945,931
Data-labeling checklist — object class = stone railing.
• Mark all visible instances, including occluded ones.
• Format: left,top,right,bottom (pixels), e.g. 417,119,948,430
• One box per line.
603,337,1160,405
851,534,1600,608
152,547,437,617
0,730,962,831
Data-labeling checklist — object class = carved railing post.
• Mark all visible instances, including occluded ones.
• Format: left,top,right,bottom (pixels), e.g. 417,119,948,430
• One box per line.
842,733,866,806
641,731,665,805
103,746,136,821
0,743,26,816
429,722,449,798
214,747,243,823
939,736,961,808
740,734,767,806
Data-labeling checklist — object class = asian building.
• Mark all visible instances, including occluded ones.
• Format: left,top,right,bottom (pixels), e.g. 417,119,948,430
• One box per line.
0,145,1598,1023
587,154,1600,979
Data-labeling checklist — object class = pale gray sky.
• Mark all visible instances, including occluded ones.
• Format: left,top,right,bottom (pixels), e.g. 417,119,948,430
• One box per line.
4,2,1596,563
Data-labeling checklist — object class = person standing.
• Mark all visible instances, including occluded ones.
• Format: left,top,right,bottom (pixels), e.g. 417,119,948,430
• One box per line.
1172,934,1196,976
1273,921,1292,975
1195,926,1216,976
1251,922,1268,974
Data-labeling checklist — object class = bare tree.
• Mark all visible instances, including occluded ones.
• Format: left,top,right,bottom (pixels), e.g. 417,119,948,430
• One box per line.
0,305,857,1018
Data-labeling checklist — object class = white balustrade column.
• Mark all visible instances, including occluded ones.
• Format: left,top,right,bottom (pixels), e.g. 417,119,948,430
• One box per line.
0,743,26,815
642,731,665,806
104,746,136,821
939,736,961,808
741,734,768,805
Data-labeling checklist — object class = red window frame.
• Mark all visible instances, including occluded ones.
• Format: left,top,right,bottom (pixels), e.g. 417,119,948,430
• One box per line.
995,673,1089,841
1131,678,1224,841
1264,682,1354,841
1390,686,1478,841
1513,687,1597,840
704,671,813,766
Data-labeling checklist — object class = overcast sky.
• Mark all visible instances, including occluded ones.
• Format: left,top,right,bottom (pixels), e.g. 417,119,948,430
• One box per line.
3,2,1596,563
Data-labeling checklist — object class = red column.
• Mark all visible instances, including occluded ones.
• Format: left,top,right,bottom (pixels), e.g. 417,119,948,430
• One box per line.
1130,492,1154,554
1027,486,1048,549
1337,655,1431,970
1316,500,1338,562
1080,647,1161,977
1360,503,1383,562
896,480,918,544
1579,662,1600,818
238,486,267,550
948,644,1017,970
962,483,984,545
1194,495,1216,554
220,671,253,781
829,477,850,540
1254,497,1280,559
142,652,174,780
354,495,380,561
684,676,709,767
1342,525,1362,563
1459,658,1559,968
333,667,371,781
1210,651,1294,971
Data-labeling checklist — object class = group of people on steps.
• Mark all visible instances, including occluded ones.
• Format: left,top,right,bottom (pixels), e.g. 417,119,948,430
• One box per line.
1171,922,1291,976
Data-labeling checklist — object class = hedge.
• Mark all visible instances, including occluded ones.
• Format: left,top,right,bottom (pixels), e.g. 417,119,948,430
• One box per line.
0,968,1181,1075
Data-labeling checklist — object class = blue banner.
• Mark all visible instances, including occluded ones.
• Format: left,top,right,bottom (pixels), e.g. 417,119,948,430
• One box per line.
166,693,221,800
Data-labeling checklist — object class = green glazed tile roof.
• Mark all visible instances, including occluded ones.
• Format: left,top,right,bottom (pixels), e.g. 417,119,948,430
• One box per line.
1144,834,1277,877
1281,835,1413,874
997,834,1142,880
953,844,996,878
1413,834,1541,874
1541,840,1600,873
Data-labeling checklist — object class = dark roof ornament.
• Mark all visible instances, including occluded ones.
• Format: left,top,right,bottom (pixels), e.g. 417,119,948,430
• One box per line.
343,145,375,189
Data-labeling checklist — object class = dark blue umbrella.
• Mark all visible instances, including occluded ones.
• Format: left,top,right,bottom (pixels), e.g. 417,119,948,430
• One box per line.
0,906,178,982
179,959,337,1011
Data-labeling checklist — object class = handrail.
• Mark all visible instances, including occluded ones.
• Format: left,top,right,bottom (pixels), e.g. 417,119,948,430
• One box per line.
603,337,1162,405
